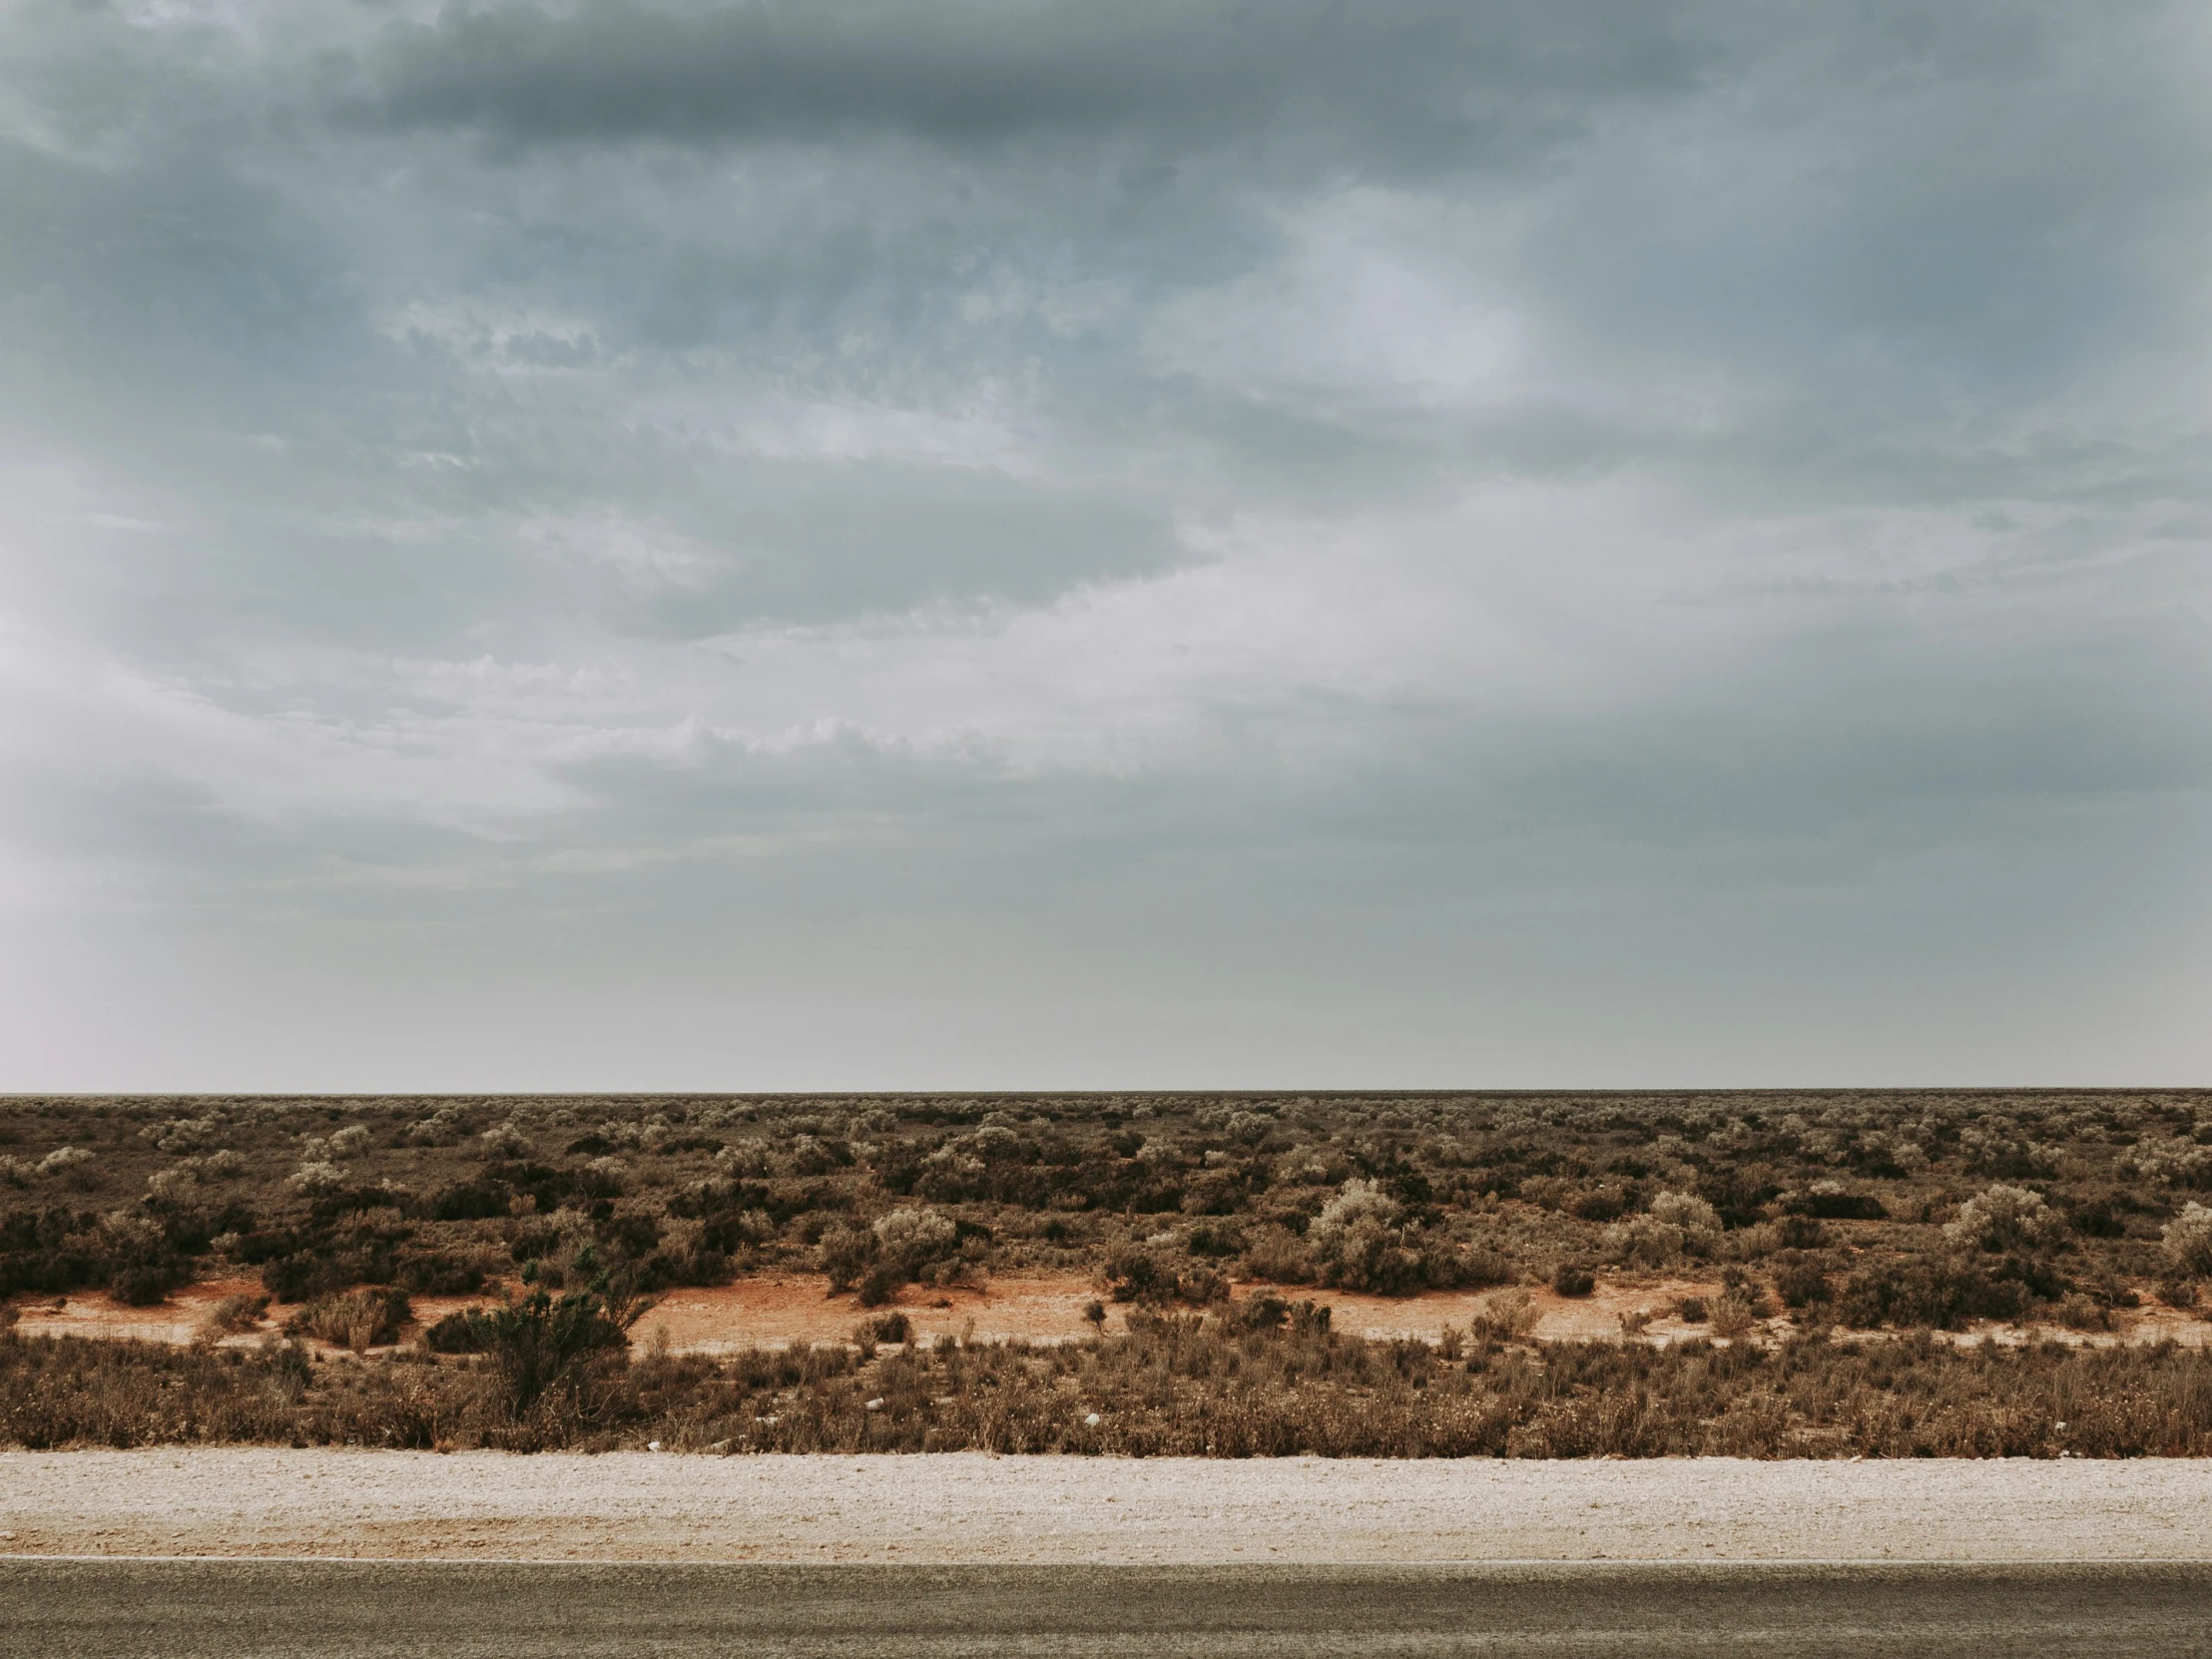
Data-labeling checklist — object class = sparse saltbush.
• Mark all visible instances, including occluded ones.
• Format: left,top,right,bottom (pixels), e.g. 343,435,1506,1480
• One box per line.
1943,1185,2066,1254
2161,1202,2212,1277
4,1088,2212,1360
38,1147,95,1188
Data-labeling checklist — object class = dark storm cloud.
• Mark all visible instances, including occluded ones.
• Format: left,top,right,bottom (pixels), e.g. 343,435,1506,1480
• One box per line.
352,0,1707,161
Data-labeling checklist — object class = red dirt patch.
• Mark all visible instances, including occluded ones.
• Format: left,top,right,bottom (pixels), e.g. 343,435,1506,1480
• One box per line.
11,1272,2201,1354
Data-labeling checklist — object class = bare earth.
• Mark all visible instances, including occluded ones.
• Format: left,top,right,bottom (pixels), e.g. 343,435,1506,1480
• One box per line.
4,1450,2209,1563
15,1271,2206,1353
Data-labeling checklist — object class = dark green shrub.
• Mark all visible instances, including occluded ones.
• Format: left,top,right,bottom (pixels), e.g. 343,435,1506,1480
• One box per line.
818,1226,875,1293
424,1312,481,1354
102,1217,186,1307
1776,1216,1828,1250
1836,1256,2031,1330
1185,1220,1246,1258
1773,1261,1833,1308
857,1310,910,1345
261,1253,347,1304
1786,1188,1888,1221
465,1287,644,1420
855,1261,904,1307
394,1251,485,1295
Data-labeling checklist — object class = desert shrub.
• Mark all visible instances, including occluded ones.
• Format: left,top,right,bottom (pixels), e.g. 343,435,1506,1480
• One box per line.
1696,1170,1778,1230
1836,1256,2032,1330
1773,1259,1834,1309
1318,1217,1426,1294
39,1147,96,1183
2116,1137,2212,1188
1240,1227,1316,1285
1233,1293,1288,1331
393,1250,486,1296
1943,1185,2066,1254
29,1311,2212,1458
1467,1288,1539,1343
464,1287,644,1420
142,1118,220,1155
872,1207,958,1272
0,1206,107,1298
2161,1202,2212,1276
855,1261,903,1307
818,1226,875,1294
1649,1190,1719,1234
1303,1179,1476,1295
1185,1220,1246,1258
288,1287,412,1353
1709,1293,1759,1339
2053,1293,2111,1332
1675,1297,1708,1323
1604,1216,1684,1268
2068,1199,2127,1240
261,1252,349,1305
1785,1181,1889,1221
1103,1248,1227,1306
193,1293,270,1344
1550,1264,1595,1298
404,1109,466,1145
1311,1179,1399,1243
857,1310,911,1345
100,1214,187,1306
1775,1216,1829,1250
423,1312,481,1354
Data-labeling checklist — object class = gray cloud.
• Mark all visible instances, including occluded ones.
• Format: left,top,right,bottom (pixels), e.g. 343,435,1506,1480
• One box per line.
0,0,2208,1086
351,0,1708,160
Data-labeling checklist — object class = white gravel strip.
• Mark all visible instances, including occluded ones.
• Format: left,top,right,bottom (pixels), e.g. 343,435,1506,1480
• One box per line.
3,1450,2210,1563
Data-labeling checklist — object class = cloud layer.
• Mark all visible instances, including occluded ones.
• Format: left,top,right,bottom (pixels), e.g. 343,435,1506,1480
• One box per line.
2,0,2209,1087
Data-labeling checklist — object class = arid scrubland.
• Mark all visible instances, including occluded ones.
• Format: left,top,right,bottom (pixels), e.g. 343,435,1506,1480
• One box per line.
7,1089,2212,1454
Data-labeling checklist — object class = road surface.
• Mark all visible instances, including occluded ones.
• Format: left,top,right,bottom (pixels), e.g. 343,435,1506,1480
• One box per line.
3,1560,2207,1656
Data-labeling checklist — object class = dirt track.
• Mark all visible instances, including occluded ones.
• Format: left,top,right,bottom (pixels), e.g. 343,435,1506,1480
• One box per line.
5,1450,2210,1563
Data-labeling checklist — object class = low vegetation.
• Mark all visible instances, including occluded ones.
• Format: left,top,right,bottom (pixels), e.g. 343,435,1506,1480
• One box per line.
5,1088,2209,1328
7,1089,2212,1453
8,1310,2212,1457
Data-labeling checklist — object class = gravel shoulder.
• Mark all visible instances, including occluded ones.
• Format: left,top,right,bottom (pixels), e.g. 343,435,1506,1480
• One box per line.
4,1451,2209,1563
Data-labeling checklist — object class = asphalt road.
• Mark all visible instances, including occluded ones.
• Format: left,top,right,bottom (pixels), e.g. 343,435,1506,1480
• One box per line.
3,1560,2207,1657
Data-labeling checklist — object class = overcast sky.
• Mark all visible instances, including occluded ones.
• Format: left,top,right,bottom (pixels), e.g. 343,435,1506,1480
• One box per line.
2,0,2208,1090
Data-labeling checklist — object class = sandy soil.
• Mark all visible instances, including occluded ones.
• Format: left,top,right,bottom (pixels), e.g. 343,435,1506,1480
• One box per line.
2,1449,2209,1563
14,1272,2202,1355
